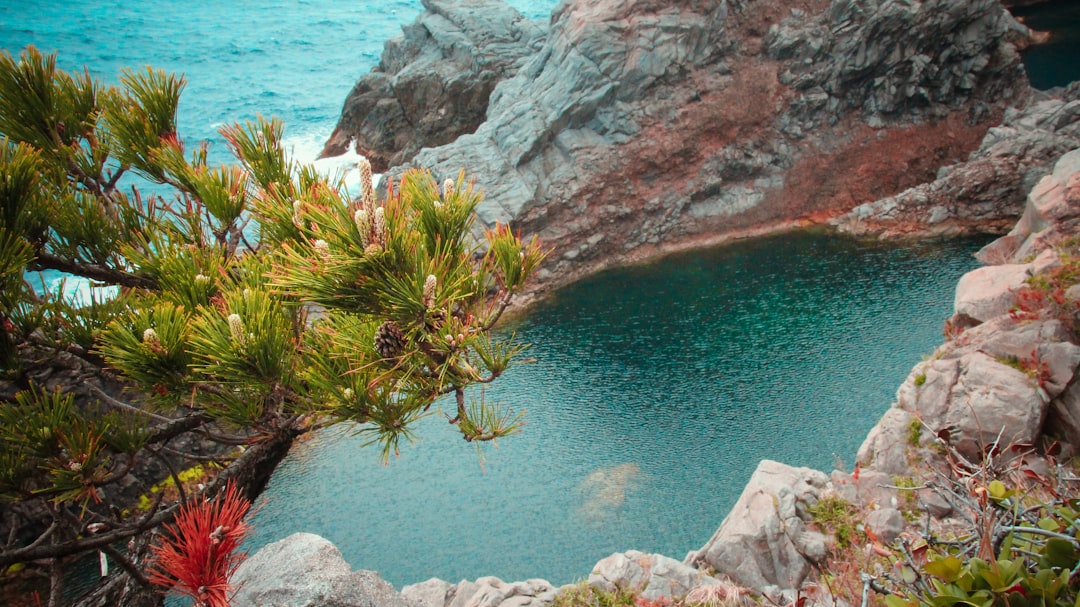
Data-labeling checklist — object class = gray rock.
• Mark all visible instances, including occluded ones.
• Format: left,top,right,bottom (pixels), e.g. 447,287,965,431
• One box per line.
866,508,905,544
953,262,1033,323
232,532,416,607
833,84,1080,238
589,551,720,600
684,460,829,593
321,0,547,170
405,576,557,607
403,579,455,607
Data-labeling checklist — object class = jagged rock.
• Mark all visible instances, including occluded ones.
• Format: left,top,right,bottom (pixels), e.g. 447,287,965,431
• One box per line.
833,84,1080,238
874,314,1080,463
997,147,1080,262
232,532,416,607
329,0,1026,297
589,551,721,600
321,0,546,170
403,576,557,607
866,508,905,544
684,460,829,595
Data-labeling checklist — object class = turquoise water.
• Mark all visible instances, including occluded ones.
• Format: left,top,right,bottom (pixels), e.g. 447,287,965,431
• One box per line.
249,231,987,586
3,0,992,593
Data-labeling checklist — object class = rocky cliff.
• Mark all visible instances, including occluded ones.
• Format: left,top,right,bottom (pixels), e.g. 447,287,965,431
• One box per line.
325,0,1036,296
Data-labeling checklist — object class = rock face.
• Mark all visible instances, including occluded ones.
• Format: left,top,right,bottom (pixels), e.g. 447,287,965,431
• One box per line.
329,0,1030,295
320,0,546,171
231,532,418,607
858,148,1080,471
684,460,829,599
833,82,1080,237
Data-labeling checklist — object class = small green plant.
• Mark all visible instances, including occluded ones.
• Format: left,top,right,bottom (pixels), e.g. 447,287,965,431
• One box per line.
906,417,923,447
913,373,926,387
552,582,638,607
807,496,865,550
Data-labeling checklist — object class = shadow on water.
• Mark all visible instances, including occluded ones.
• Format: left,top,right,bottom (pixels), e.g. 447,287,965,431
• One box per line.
1010,0,1080,90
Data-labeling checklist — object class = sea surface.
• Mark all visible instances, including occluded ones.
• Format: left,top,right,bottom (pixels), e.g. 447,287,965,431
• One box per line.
0,0,1041,594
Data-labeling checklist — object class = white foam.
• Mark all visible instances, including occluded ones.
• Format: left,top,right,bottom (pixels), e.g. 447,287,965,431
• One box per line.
283,130,383,200
31,270,119,307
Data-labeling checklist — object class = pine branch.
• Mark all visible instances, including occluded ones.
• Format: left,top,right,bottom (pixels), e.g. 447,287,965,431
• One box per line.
29,251,158,290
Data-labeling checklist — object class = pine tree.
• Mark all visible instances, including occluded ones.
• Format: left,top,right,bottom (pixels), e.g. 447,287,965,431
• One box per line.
0,46,544,606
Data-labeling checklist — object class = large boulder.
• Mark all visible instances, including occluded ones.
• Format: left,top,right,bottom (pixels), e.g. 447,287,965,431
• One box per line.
329,0,1028,296
684,460,829,598
232,532,416,607
321,0,546,171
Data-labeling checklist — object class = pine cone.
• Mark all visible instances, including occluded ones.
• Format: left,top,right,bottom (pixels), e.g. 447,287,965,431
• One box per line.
374,320,406,359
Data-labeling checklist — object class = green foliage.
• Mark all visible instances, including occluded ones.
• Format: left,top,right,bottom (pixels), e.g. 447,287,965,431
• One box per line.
907,417,923,447
808,496,866,550
885,479,1080,607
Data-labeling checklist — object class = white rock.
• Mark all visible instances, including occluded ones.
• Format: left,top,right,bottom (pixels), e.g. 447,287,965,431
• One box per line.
232,532,415,607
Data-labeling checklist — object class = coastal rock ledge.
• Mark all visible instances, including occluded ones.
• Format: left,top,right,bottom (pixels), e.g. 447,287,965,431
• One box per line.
325,0,1036,296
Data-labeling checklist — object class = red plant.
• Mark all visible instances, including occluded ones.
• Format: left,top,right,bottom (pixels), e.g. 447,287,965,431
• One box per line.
147,482,252,607
1010,286,1046,321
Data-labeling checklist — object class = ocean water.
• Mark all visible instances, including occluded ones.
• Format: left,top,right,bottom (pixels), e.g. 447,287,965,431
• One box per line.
3,0,992,595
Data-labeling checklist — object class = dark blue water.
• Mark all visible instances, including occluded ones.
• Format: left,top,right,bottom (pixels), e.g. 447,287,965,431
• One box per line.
249,231,987,586
1012,0,1080,90
3,0,991,592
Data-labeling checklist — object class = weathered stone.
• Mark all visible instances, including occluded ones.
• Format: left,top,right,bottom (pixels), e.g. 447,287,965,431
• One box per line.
321,0,546,171
857,407,915,475
953,262,1033,323
834,84,1080,238
684,460,829,593
866,508,905,544
590,551,720,600
232,533,415,607
403,578,456,607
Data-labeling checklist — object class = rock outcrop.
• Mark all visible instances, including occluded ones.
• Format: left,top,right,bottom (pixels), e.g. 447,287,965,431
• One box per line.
858,148,1080,472
833,82,1080,237
231,532,417,607
403,576,557,607
684,460,829,599
320,0,546,171
327,0,1033,296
